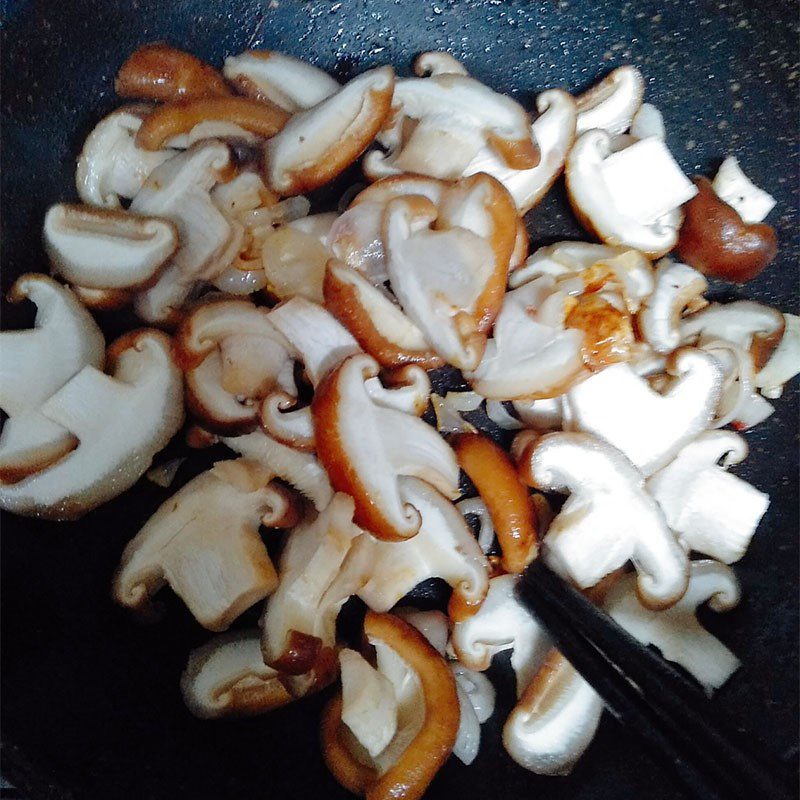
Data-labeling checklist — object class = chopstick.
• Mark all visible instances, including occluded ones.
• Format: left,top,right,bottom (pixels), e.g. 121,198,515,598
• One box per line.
516,560,795,800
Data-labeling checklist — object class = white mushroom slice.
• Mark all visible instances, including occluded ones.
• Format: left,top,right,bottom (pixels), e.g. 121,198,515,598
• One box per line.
261,493,365,693
510,240,627,289
464,89,577,214
130,141,237,322
712,156,776,224
413,51,468,77
564,349,723,476
223,50,340,112
265,67,395,195
339,649,399,758
76,106,174,208
450,574,551,695
575,65,645,136
312,354,458,541
756,314,800,398
523,433,689,609
457,497,494,552
328,202,390,284
287,212,340,243
222,429,333,510
393,608,450,656
647,431,769,563
464,277,585,400
566,131,693,258
259,394,316,451
44,204,178,290
383,197,494,371
357,477,489,620
268,297,361,385
180,630,292,719
113,459,283,630
451,664,496,765
166,121,259,149
512,397,565,432
365,73,538,181
0,275,105,482
0,330,183,519
629,103,666,140
605,560,742,693
638,260,709,354
502,650,604,776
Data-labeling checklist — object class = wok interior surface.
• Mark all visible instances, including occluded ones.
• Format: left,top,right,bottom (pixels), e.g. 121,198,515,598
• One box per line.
1,1,797,798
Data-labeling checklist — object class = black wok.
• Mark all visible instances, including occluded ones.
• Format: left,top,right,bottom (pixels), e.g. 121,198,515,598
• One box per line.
1,1,798,798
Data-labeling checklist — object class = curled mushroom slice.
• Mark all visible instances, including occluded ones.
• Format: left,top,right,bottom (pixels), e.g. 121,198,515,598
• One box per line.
464,89,578,214
503,649,604,776
566,131,696,258
222,429,333,510
0,330,183,520
130,141,239,322
321,611,459,800
755,313,800,398
365,73,538,181
44,204,177,290
564,348,723,476
357,478,490,621
116,42,230,102
76,106,175,208
136,96,290,151
676,177,778,283
451,432,538,573
449,663,496,765
265,67,395,195
324,261,442,369
520,432,689,609
450,574,552,695
647,431,769,564
313,353,458,540
383,196,495,371
605,560,741,693
223,50,340,112
261,494,364,694
510,240,628,289
180,630,293,719
394,608,450,656
679,300,786,370
413,51,468,77
629,102,666,140
464,277,586,400
638,260,709,354
113,458,286,630
0,275,105,483
575,65,644,136
712,156,776,224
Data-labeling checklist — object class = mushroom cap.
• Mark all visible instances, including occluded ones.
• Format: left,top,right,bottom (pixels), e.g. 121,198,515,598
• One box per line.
112,457,282,630
0,329,184,519
44,204,178,290
638,260,709,354
464,88,578,214
180,630,292,718
565,130,691,258
450,574,552,696
522,432,689,609
223,50,340,112
76,106,175,208
575,65,645,136
265,66,395,195
502,650,604,775
312,353,459,541
646,430,769,564
605,560,741,692
564,348,723,476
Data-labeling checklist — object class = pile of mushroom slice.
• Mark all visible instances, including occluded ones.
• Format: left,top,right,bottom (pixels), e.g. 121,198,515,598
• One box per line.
3,41,799,796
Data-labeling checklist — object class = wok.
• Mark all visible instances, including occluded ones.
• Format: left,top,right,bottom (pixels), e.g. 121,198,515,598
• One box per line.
1,1,798,798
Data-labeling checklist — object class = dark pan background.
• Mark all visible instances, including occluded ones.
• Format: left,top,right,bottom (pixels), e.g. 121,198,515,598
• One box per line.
1,1,798,798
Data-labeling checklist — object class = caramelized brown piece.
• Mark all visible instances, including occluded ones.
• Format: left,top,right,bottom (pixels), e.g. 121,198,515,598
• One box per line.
116,42,231,102
566,293,634,369
677,176,778,284
135,96,290,150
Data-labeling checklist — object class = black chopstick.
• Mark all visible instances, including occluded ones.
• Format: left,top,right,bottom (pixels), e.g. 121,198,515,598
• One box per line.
517,560,795,800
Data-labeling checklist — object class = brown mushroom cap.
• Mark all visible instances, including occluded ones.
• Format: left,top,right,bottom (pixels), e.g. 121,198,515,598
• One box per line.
676,177,778,284
116,42,231,102
451,432,539,574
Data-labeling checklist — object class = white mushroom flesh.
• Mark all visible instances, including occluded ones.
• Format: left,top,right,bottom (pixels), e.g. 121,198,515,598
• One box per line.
712,155,776,224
